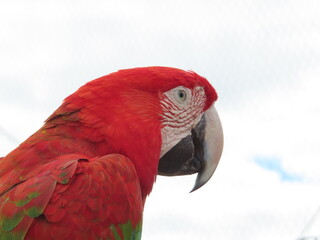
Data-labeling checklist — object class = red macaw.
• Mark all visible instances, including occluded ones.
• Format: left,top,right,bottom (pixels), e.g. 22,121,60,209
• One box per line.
0,67,223,239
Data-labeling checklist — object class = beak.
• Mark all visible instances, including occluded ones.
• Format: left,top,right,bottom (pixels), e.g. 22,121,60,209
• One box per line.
158,105,223,192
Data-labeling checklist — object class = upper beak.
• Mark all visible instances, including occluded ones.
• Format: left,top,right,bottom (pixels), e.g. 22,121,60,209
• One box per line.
158,105,223,192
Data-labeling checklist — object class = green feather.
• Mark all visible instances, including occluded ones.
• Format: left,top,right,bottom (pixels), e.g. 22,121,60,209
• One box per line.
0,230,25,240
60,178,69,184
111,221,142,240
25,206,42,218
1,211,24,232
110,225,122,240
15,192,40,207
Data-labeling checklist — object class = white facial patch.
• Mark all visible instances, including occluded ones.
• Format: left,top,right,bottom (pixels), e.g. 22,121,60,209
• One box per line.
160,86,206,157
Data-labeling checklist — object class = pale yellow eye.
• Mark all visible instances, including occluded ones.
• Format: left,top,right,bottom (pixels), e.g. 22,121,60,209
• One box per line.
177,89,187,102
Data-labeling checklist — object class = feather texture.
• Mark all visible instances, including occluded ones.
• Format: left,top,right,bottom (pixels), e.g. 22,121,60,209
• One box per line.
0,154,142,239
0,67,217,239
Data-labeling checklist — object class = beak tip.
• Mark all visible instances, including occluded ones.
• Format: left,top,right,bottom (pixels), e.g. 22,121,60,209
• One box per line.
189,184,202,193
189,171,213,193
190,181,208,193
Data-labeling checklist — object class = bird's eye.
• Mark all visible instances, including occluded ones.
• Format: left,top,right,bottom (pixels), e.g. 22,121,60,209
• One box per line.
164,86,190,105
177,90,187,102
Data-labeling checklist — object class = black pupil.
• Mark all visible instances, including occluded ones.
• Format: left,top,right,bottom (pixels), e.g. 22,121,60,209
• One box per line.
179,91,185,98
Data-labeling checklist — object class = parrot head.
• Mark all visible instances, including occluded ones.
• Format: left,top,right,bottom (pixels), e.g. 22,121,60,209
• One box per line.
57,66,223,197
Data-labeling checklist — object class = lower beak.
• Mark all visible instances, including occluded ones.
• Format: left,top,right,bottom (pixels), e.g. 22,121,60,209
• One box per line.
158,105,223,192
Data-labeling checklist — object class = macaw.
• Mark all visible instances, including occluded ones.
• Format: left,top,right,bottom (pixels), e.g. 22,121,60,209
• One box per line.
0,67,223,239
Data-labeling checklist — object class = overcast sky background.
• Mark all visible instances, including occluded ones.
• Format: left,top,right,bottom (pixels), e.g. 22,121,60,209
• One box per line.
0,1,320,239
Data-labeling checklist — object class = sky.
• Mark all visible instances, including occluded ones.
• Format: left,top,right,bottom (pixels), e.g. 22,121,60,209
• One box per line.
0,0,320,239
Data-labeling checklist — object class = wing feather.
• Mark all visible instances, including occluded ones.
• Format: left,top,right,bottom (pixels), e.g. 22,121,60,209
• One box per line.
0,154,143,240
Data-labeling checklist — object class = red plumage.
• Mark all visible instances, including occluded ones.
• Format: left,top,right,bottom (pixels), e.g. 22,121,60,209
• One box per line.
0,67,218,239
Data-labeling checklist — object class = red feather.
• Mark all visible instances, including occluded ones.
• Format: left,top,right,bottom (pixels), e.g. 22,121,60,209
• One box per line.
0,154,142,239
0,67,217,238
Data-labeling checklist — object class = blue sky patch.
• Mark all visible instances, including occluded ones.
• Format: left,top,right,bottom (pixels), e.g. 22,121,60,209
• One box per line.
253,156,303,182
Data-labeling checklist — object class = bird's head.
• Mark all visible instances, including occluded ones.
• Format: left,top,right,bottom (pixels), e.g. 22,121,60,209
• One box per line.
57,67,223,196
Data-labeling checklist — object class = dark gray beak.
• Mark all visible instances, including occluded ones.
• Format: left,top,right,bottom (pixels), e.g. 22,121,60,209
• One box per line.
158,106,223,192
